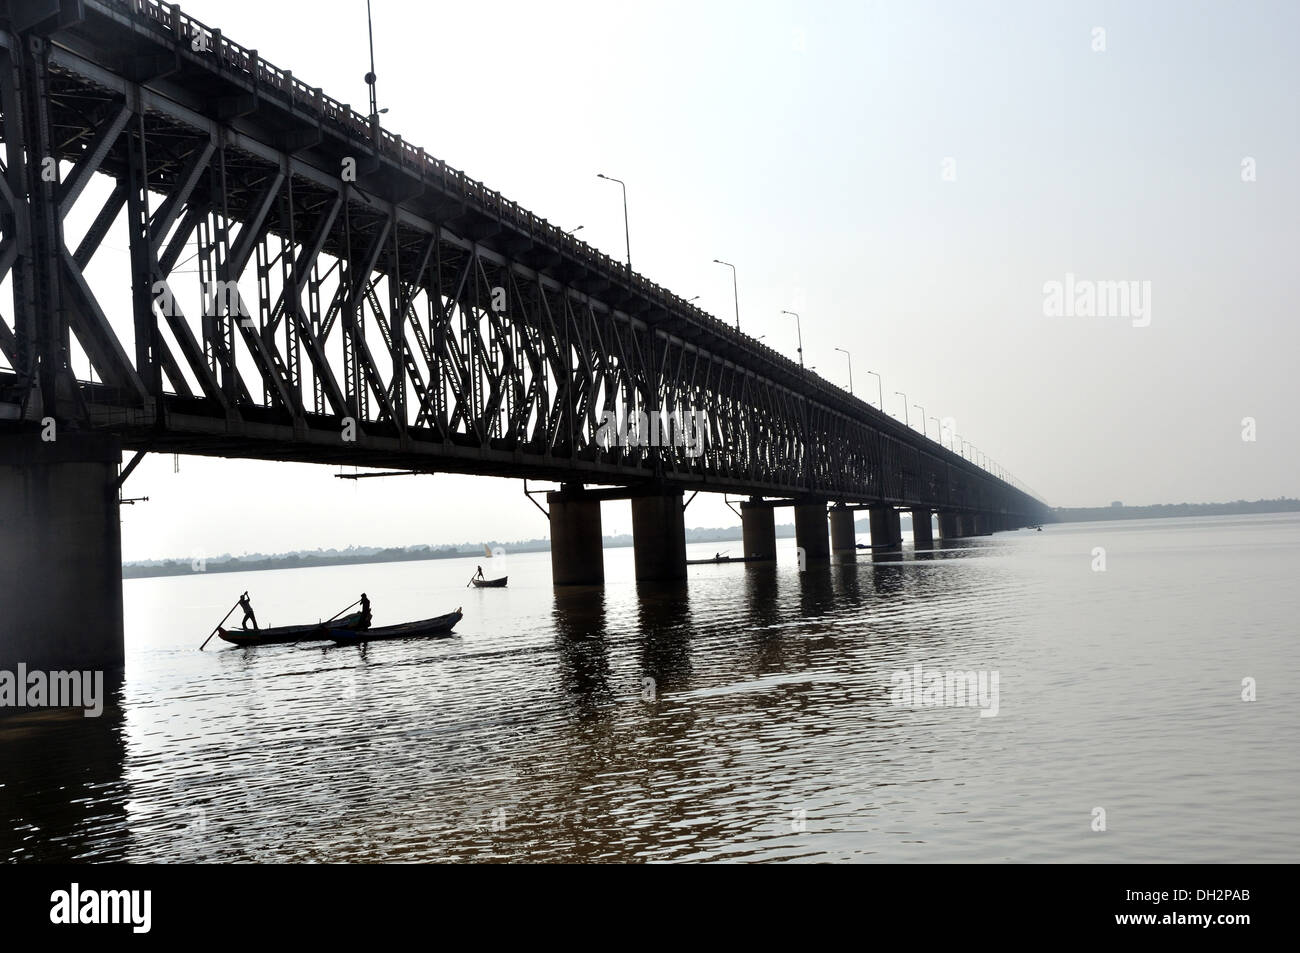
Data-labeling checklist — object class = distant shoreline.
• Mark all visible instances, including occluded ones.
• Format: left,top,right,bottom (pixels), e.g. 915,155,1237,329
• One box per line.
123,499,1297,579
1051,498,1299,523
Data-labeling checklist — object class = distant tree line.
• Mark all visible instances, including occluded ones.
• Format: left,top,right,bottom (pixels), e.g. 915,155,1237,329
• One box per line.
124,523,780,578
1053,498,1300,523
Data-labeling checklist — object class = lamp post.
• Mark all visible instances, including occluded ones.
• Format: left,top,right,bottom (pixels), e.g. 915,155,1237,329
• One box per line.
781,310,803,368
865,370,882,409
895,391,909,428
712,259,740,330
834,347,853,395
914,405,926,437
364,0,389,125
929,416,941,444
596,173,631,274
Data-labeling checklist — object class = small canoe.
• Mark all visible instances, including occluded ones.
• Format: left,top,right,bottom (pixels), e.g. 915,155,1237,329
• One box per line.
218,611,368,646
469,575,508,588
332,609,463,644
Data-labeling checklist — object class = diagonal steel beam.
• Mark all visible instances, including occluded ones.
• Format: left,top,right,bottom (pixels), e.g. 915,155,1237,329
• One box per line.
72,181,127,270
57,102,132,220
148,278,228,407
148,138,215,253
225,170,285,275
59,250,149,402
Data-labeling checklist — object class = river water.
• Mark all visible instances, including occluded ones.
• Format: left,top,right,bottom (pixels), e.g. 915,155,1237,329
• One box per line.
3,513,1298,862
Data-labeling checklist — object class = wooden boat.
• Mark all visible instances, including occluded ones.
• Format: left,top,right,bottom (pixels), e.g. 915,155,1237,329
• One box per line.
469,575,508,588
218,611,368,646
331,609,463,644
686,554,749,565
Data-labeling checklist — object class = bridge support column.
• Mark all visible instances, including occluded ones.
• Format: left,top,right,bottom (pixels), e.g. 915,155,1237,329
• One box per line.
869,505,902,549
973,514,987,536
547,484,604,586
829,506,858,558
911,508,933,547
631,490,687,582
740,498,777,561
794,501,830,564
0,433,124,670
937,512,960,540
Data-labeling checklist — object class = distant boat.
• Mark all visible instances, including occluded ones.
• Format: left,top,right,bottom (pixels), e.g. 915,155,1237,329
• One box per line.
332,609,463,644
218,611,367,646
686,553,754,565
469,575,508,588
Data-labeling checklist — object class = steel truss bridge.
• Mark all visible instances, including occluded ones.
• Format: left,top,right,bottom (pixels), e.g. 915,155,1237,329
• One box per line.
0,0,1049,522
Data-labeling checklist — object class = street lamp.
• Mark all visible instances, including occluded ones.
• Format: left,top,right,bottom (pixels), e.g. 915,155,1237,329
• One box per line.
834,347,853,395
929,416,941,444
914,405,926,436
895,391,909,428
865,370,882,409
781,310,803,368
565,224,584,235
363,0,389,125
596,173,631,274
712,259,740,330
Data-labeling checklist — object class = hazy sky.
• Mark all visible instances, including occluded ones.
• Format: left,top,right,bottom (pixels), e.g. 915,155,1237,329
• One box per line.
48,0,1297,561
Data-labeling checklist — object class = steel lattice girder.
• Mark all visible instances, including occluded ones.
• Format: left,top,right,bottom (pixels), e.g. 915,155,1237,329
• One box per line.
0,6,1048,521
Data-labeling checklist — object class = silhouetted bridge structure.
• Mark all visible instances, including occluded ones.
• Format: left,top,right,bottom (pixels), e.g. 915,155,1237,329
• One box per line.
0,0,1050,668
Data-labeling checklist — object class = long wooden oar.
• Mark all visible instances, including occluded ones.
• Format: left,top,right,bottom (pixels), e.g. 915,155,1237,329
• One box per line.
199,593,246,650
324,598,362,624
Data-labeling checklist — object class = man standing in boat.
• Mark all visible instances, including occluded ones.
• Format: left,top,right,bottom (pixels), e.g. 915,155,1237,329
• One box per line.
238,591,259,631
473,566,485,581
359,593,372,629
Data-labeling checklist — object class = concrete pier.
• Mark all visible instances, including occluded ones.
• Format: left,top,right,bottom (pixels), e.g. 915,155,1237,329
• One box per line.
869,505,902,549
937,512,960,540
829,506,858,558
794,500,830,563
0,433,124,670
631,490,687,582
911,508,933,546
740,498,777,561
547,484,605,585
